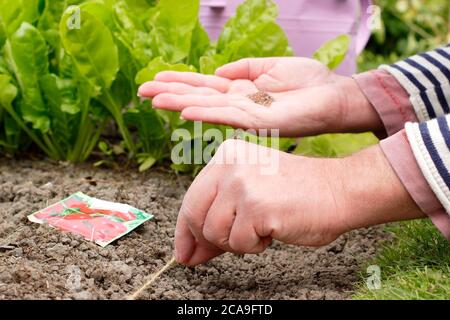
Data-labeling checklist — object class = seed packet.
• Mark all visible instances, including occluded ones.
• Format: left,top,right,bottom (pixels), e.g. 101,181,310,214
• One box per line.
28,192,153,247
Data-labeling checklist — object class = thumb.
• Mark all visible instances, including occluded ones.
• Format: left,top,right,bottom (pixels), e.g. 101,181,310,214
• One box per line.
216,58,276,80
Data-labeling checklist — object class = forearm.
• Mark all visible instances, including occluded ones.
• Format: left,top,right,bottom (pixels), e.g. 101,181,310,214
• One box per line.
338,144,426,234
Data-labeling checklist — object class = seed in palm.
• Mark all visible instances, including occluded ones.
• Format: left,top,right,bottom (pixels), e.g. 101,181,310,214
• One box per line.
248,91,274,107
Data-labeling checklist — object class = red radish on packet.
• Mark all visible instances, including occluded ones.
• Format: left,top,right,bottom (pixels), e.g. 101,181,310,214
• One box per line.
28,192,153,247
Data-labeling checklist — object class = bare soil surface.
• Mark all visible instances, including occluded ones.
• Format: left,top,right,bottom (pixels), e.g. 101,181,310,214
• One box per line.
0,158,389,300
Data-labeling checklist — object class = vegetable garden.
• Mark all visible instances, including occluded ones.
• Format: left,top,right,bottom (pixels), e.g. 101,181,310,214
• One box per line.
0,0,448,300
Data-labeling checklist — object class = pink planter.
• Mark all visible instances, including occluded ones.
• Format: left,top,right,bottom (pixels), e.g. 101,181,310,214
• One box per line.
200,0,372,75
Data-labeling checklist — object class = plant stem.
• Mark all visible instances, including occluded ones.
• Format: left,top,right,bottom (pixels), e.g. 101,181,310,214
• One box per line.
43,133,63,160
102,91,136,156
3,106,56,158
69,102,91,162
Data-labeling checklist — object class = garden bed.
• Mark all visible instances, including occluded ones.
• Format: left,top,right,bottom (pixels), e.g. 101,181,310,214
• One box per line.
0,158,389,300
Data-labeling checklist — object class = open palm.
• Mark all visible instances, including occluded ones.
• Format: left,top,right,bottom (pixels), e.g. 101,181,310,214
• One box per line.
138,57,368,137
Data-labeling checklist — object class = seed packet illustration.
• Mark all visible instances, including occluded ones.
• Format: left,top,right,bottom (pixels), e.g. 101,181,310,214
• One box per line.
28,192,153,247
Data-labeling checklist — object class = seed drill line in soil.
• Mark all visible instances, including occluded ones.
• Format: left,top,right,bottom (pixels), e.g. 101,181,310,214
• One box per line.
127,256,177,300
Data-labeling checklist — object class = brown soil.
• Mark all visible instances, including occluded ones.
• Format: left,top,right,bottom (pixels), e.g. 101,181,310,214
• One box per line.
248,91,275,107
0,158,389,300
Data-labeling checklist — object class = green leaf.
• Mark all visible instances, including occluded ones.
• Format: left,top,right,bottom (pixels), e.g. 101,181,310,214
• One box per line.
80,1,117,31
294,133,378,158
0,0,41,35
0,74,19,152
313,35,351,70
187,21,211,68
216,0,289,61
135,56,196,84
138,155,157,172
37,0,67,49
124,103,166,159
98,141,112,155
218,0,278,51
124,0,156,13
225,22,289,61
0,74,17,109
60,6,119,95
199,54,227,74
7,22,50,131
40,74,79,151
0,17,6,49
149,0,199,63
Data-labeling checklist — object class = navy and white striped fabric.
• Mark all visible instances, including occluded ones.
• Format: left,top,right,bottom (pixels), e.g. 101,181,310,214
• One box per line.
381,45,450,214
380,44,450,121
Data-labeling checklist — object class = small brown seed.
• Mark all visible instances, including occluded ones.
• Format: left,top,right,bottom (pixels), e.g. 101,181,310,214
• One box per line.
248,91,274,107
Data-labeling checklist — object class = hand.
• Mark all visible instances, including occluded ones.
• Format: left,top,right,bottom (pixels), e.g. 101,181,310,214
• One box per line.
174,139,424,266
138,57,383,137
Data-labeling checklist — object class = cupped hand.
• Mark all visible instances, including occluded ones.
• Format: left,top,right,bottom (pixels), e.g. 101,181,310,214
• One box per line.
138,57,382,137
173,139,423,266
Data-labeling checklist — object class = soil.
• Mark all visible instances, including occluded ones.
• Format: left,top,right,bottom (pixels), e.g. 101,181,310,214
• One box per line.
0,158,389,300
248,91,275,107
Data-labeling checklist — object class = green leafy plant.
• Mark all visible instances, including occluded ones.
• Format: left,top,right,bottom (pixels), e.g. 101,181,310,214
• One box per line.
359,0,449,71
0,1,106,162
0,0,364,169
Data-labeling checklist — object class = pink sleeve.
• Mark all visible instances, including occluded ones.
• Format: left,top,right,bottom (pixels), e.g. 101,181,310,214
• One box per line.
354,69,450,241
381,131,450,241
353,69,418,136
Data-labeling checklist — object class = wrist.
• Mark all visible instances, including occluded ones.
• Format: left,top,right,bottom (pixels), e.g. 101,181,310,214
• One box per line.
333,77,384,134
337,144,425,233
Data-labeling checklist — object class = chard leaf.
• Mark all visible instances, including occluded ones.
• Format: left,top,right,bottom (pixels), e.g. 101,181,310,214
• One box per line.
80,1,117,31
7,22,50,132
199,54,227,74
0,74,19,151
113,1,154,67
4,114,20,142
187,21,211,68
124,102,166,159
124,0,156,13
149,0,199,63
0,0,41,35
60,7,119,95
294,133,378,158
135,56,196,84
218,0,278,51
225,21,289,61
313,35,351,70
0,74,18,111
40,74,79,150
0,17,5,49
37,0,66,49
217,0,289,61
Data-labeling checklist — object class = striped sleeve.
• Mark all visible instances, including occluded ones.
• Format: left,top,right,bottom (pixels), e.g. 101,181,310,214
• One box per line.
380,44,450,122
405,115,450,215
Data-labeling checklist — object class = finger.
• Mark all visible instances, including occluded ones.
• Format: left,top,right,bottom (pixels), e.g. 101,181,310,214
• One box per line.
153,93,231,112
216,58,277,80
175,214,224,266
138,81,220,97
174,214,196,263
155,71,231,93
181,106,256,129
184,241,224,266
228,213,273,254
175,163,222,264
202,189,236,252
